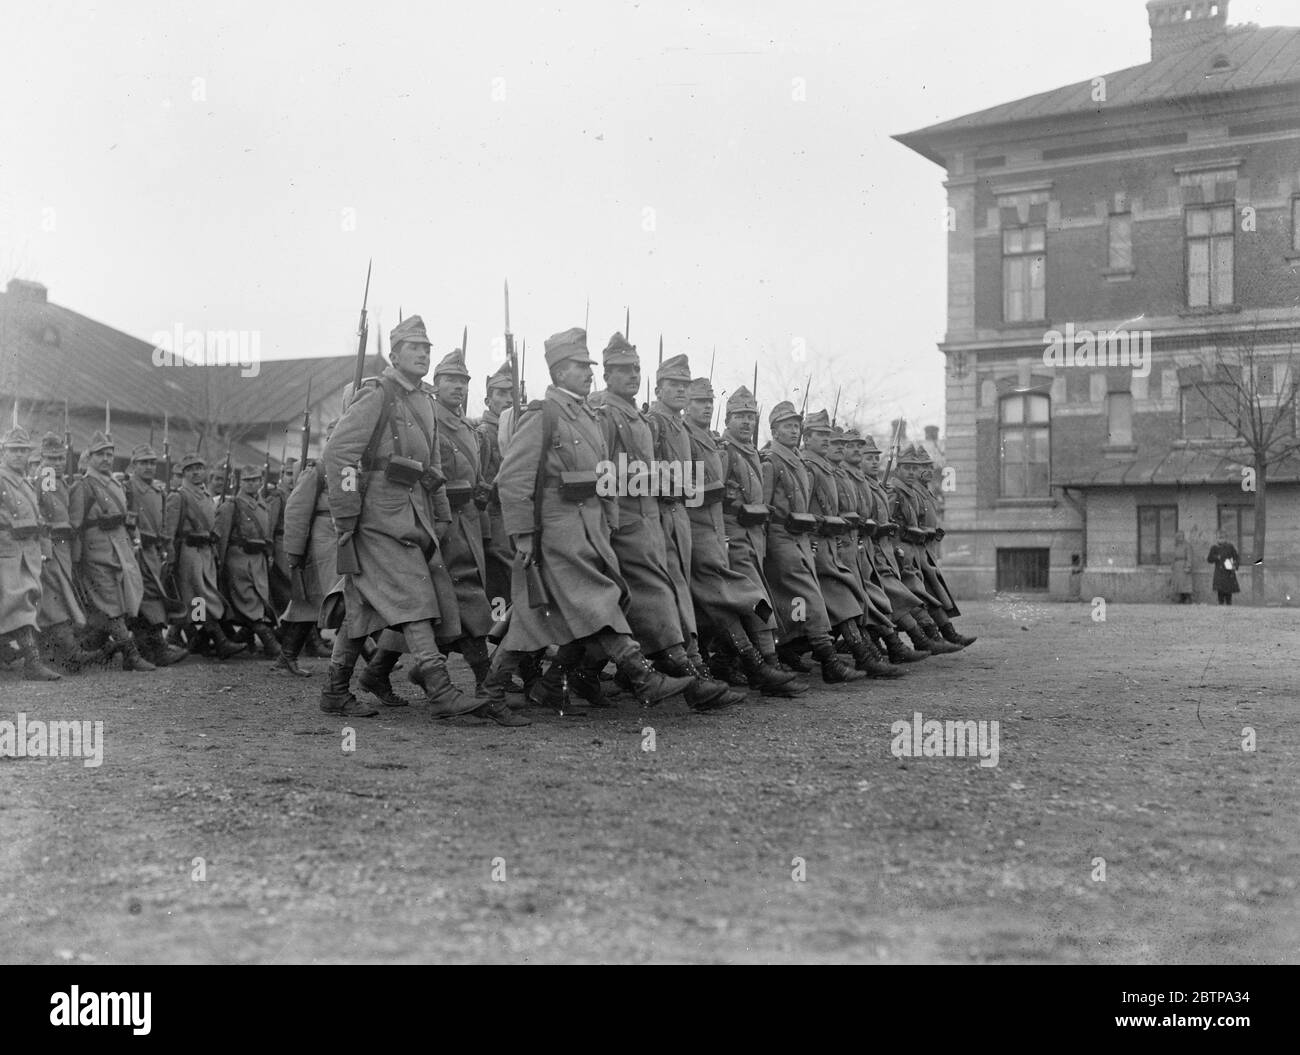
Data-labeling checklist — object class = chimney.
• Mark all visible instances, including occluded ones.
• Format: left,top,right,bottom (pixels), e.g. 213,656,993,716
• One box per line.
1146,0,1229,61
5,278,48,303
925,425,940,443
890,417,907,441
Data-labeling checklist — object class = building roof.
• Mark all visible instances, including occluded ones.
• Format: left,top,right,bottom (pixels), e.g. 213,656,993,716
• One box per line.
1055,445,1300,488
895,23,1300,164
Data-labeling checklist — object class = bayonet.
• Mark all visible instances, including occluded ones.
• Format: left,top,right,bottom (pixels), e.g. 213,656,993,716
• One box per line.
300,378,313,470
350,259,372,406
831,386,841,427
505,279,519,414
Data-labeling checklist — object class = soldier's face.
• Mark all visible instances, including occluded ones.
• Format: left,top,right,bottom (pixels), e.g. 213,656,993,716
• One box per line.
863,450,881,474
827,439,845,463
899,463,918,482
844,445,862,466
658,380,688,411
686,399,713,429
241,476,262,496
727,411,756,442
804,430,830,456
392,341,431,381
133,459,157,482
90,449,114,473
605,364,640,400
3,447,29,471
486,389,513,415
187,466,206,486
773,420,801,447
554,360,593,396
435,375,468,410
281,466,296,488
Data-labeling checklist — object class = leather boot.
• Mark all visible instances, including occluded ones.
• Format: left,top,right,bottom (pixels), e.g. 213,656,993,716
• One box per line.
319,662,377,716
847,628,904,679
527,659,571,710
570,655,612,707
304,627,329,658
776,646,814,673
940,622,977,648
120,635,157,672
812,640,866,683
691,658,745,709
359,648,408,705
253,621,283,659
46,622,98,673
273,622,312,678
707,650,750,687
207,619,246,660
737,644,803,697
618,653,695,706
18,627,61,681
905,624,942,655
410,656,482,719
655,650,733,710
146,625,188,667
884,628,928,663
469,662,533,726
920,620,963,655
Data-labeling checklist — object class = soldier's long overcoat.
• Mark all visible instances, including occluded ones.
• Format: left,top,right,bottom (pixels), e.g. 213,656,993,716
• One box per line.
803,449,864,625
476,409,513,609
761,442,832,644
647,402,697,638
323,366,459,641
843,464,925,617
592,391,686,654
69,468,143,619
264,481,294,613
719,430,776,626
214,492,274,623
0,463,47,636
497,386,630,652
890,476,958,616
281,464,338,622
128,474,170,625
684,420,770,629
36,476,86,629
164,481,226,621
433,400,493,638
832,461,894,630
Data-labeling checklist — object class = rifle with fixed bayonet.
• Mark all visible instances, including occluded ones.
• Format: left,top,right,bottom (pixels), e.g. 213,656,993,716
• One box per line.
63,399,75,478
505,279,520,415
349,259,373,409
161,412,171,490
831,386,841,428
796,373,812,440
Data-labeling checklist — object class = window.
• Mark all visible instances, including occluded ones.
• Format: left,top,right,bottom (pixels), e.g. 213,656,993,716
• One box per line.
1180,383,1236,439
1185,203,1234,307
996,548,1050,592
1003,224,1046,321
1137,505,1178,565
1218,504,1256,561
1106,392,1133,445
1108,213,1133,270
999,392,1050,497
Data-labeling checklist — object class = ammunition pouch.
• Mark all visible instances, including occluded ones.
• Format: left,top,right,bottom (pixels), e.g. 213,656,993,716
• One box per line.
125,512,138,530
445,480,474,510
934,527,946,541
50,526,75,543
785,512,818,534
381,455,427,488
421,467,446,494
902,527,928,545
842,513,861,529
699,480,725,507
876,523,899,540
184,532,215,548
5,524,41,540
239,539,269,555
138,533,161,550
559,470,599,501
88,514,125,532
817,516,849,538
737,503,770,527
472,481,493,511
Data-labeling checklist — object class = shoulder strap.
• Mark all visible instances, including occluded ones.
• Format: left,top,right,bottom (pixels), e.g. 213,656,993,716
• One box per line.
532,398,560,540
360,377,403,469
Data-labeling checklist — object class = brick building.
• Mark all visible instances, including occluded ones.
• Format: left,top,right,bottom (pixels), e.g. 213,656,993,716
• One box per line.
895,0,1300,604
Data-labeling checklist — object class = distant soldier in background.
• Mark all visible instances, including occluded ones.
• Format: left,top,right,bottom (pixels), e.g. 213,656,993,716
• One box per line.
127,444,187,666
279,426,338,677
761,402,864,684
68,432,154,671
264,457,297,617
477,362,516,610
35,433,98,672
0,427,61,679
164,452,245,660
214,464,282,660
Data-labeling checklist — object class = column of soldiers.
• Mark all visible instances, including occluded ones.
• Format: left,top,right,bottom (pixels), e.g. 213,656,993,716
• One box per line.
0,317,975,726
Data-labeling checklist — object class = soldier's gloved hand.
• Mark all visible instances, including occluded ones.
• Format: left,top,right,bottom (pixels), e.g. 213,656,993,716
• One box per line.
435,520,451,544
472,482,492,510
287,553,305,570
514,533,535,565
334,516,358,538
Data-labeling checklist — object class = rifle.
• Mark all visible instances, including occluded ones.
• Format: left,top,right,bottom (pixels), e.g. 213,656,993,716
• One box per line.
831,386,841,428
505,279,520,415
796,373,812,440
161,411,171,490
299,378,312,469
104,399,111,441
263,423,273,497
520,338,528,403
64,399,75,478
625,306,630,341
220,446,233,505
349,259,373,408
709,347,715,381
462,324,468,357
882,416,904,485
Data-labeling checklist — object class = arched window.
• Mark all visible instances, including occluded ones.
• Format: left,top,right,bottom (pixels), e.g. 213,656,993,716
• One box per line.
999,392,1050,497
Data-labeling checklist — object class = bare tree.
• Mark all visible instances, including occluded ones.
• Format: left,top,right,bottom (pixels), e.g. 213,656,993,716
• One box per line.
1191,319,1300,603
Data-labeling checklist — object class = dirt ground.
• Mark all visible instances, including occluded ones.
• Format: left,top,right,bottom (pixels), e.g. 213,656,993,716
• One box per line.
1,599,1296,964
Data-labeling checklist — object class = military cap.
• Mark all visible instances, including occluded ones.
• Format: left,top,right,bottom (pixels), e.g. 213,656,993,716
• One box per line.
898,443,926,465
390,315,433,349
804,409,833,433
40,433,66,457
769,400,801,427
178,451,206,471
130,443,159,462
2,426,34,450
828,425,847,442
240,464,264,479
543,327,595,369
726,386,758,415
841,427,861,442
914,446,935,467
434,348,471,380
87,431,114,454
656,354,691,384
485,362,514,393
26,450,41,467
858,433,881,453
602,332,639,368
686,377,714,401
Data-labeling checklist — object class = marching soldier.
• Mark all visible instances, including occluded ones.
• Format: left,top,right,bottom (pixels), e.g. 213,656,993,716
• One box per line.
35,433,98,671
0,427,61,679
840,430,938,661
583,336,733,711
67,432,154,670
264,458,297,617
477,327,695,714
477,362,516,610
890,445,975,649
163,452,245,659
127,444,187,666
683,378,801,696
761,403,864,683
321,314,509,723
278,425,338,677
214,464,282,659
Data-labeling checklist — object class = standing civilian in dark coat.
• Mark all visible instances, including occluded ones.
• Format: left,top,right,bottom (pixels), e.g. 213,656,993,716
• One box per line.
1207,531,1241,605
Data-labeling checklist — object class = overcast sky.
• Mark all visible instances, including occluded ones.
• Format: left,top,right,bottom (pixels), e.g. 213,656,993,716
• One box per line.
2,0,1294,431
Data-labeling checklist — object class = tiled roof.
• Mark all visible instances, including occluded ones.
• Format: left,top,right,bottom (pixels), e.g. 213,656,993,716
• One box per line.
895,24,1300,157
1055,445,1300,487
